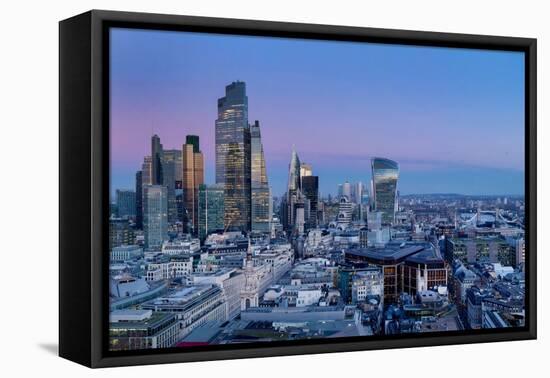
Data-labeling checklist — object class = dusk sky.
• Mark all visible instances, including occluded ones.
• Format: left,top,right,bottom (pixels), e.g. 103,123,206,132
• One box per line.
110,27,525,197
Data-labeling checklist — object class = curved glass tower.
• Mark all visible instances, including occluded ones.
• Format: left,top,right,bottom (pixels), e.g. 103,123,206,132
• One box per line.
371,157,399,225
250,120,272,232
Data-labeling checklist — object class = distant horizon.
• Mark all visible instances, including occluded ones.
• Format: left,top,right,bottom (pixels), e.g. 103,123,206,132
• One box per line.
110,28,525,198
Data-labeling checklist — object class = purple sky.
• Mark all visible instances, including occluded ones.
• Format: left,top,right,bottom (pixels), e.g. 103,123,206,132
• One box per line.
110,28,525,197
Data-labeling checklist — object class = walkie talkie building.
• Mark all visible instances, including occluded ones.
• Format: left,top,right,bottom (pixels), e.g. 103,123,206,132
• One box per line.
371,157,399,225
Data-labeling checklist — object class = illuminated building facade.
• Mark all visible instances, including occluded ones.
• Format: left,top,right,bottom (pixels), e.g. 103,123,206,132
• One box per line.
162,149,182,224
215,81,251,231
250,120,272,232
198,184,225,240
371,157,399,225
143,185,168,249
285,148,306,235
182,136,204,234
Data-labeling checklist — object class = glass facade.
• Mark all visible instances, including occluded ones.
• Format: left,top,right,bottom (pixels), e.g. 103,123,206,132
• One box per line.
143,185,168,249
287,148,301,197
182,140,204,234
302,175,319,229
371,157,399,225
162,149,182,224
197,184,225,240
151,134,163,185
284,148,305,233
250,120,272,232
215,81,251,231
116,189,136,218
135,170,143,229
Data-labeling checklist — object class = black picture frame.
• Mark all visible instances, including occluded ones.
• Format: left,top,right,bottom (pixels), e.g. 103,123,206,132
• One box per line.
59,9,537,368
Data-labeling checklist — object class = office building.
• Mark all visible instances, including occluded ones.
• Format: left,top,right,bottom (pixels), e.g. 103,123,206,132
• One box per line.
116,189,136,219
151,134,163,185
135,170,143,229
300,163,312,178
109,310,179,351
182,136,204,234
342,181,351,200
250,120,272,233
345,242,447,304
162,149,182,224
445,237,516,266
110,245,143,262
284,148,306,235
142,285,227,338
143,185,168,249
109,218,134,249
371,157,399,225
198,184,225,240
302,175,319,229
215,81,251,231
337,195,353,229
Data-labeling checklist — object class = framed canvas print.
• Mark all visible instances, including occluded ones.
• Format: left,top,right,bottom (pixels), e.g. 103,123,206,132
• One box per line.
59,10,536,368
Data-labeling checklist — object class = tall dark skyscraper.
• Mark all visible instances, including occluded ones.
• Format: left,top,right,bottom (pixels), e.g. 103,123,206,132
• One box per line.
302,175,319,229
151,134,163,185
135,170,143,229
215,81,251,231
186,135,200,153
371,157,399,225
251,120,272,232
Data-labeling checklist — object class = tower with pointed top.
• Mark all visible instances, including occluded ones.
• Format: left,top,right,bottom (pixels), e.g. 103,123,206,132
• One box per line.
240,238,259,310
283,148,306,236
251,120,272,233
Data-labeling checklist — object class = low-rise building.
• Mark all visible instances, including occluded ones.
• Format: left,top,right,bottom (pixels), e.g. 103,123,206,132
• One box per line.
161,239,200,255
145,256,193,282
193,269,245,320
110,245,143,262
109,309,179,350
142,285,227,339
351,268,384,303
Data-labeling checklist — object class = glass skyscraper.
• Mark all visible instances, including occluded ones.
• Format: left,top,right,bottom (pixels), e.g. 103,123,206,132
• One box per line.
250,120,272,232
215,81,251,231
370,157,399,225
302,175,319,229
135,170,143,229
151,134,163,185
143,185,168,249
182,136,204,235
162,149,182,224
197,184,225,240
287,148,301,198
115,189,136,219
285,148,306,234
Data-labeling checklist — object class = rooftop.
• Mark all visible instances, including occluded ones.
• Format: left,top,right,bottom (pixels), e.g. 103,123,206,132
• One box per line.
345,242,441,265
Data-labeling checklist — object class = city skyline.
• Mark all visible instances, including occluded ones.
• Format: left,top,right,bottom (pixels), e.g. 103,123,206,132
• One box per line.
107,28,527,352
110,28,525,197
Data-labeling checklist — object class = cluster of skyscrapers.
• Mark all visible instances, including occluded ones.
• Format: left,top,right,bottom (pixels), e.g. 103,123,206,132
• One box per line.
120,81,272,249
111,80,406,251
108,80,526,352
